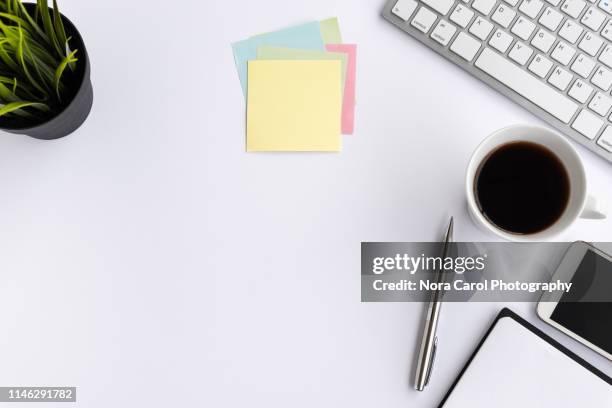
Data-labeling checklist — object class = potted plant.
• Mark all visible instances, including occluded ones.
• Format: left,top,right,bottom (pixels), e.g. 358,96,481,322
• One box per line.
0,0,92,140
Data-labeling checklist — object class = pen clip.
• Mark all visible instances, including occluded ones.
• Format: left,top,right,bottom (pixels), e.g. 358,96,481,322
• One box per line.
425,337,438,386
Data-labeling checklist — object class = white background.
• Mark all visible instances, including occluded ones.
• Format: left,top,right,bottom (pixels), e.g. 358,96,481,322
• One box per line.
0,0,610,407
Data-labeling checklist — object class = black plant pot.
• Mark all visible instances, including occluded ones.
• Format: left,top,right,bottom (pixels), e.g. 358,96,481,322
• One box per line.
0,3,93,140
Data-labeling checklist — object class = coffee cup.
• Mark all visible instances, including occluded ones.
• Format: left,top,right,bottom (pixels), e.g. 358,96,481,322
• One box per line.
466,125,606,242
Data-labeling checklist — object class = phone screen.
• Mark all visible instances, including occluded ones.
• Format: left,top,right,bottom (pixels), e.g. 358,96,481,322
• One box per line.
550,249,612,355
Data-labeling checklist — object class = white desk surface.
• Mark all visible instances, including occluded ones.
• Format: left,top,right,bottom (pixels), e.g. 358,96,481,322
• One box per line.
0,1,609,407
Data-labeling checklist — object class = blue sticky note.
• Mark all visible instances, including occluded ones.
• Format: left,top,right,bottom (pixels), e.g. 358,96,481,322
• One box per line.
231,22,325,97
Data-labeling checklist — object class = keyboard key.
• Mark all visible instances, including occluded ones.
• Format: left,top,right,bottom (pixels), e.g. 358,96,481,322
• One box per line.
531,29,556,52
578,32,604,56
599,0,612,14
469,16,494,40
602,20,612,41
411,7,437,33
492,4,517,28
571,53,597,77
599,44,612,67
431,19,457,45
512,16,536,40
559,20,584,43
473,0,498,15
421,0,456,15
589,92,612,115
504,0,520,5
598,127,612,151
529,54,554,77
572,109,603,139
591,66,612,90
551,41,577,65
539,7,564,31
450,4,475,28
548,66,574,90
509,42,534,64
392,0,418,21
569,79,594,102
519,0,545,18
475,48,579,123
489,29,514,52
450,32,482,61
581,7,606,30
561,0,587,17
545,0,562,5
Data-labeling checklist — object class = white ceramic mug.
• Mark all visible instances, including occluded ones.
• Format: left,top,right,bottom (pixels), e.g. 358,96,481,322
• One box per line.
466,125,606,242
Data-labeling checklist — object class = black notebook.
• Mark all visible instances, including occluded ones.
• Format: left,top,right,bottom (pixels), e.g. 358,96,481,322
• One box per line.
439,308,612,407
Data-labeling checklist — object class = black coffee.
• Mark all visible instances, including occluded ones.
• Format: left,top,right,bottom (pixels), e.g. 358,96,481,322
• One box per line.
475,142,570,235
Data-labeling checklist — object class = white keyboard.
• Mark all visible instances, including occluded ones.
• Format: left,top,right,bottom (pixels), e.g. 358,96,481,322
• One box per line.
383,0,612,162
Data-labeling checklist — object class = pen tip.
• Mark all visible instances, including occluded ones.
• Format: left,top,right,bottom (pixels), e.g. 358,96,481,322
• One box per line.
446,217,454,239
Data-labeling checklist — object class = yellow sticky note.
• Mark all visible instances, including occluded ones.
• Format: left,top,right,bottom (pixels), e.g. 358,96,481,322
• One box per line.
247,60,342,152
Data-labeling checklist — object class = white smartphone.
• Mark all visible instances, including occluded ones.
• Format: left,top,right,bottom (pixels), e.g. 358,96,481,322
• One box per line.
537,241,612,361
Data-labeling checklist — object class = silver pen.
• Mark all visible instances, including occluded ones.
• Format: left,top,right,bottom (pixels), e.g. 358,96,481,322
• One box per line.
414,217,454,391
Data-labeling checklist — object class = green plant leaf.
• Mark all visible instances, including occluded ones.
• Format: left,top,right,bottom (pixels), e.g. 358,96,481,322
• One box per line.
16,23,46,95
64,35,75,70
54,47,76,99
52,0,67,54
10,77,17,93
0,100,48,117
0,76,17,87
0,75,39,101
0,79,19,102
17,1,47,40
0,12,33,31
37,0,62,57
0,39,20,71
23,37,54,91
0,81,36,118
28,39,59,66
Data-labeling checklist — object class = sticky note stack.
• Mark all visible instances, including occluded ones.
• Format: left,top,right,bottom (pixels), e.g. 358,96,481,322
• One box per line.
231,18,357,152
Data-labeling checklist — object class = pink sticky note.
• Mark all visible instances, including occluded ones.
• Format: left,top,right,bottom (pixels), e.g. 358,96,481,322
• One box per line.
326,44,356,135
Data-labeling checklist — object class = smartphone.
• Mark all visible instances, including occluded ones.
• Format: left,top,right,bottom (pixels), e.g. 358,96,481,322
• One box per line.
537,242,612,360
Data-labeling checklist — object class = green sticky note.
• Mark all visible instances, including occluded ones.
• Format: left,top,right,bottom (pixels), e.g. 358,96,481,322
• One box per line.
320,17,342,44
257,46,348,96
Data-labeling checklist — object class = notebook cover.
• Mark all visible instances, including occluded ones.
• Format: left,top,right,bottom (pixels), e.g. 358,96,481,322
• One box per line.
438,308,612,407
